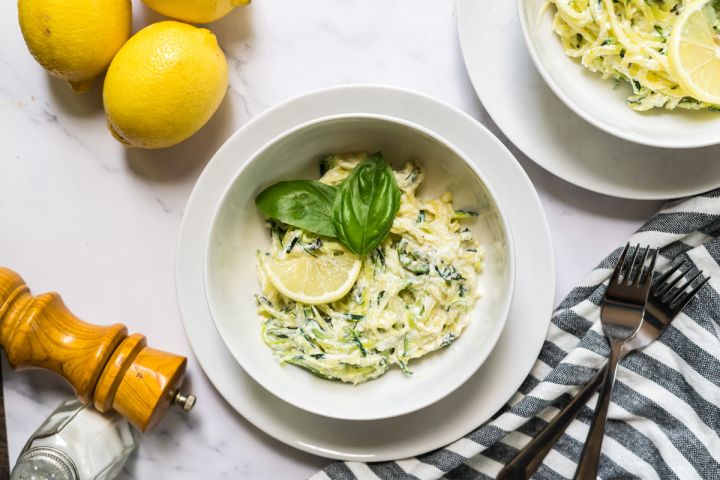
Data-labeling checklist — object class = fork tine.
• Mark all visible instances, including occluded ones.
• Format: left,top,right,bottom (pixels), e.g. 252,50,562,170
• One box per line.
653,259,688,288
654,261,689,297
673,276,711,310
611,243,630,285
626,244,642,285
666,270,703,305
660,270,695,303
633,247,651,287
641,249,658,286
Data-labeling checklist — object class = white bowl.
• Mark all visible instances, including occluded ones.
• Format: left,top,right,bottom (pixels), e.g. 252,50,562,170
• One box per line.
518,0,720,149
204,113,515,420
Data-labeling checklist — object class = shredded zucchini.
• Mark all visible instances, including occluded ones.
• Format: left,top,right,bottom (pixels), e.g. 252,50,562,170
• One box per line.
255,153,484,384
547,0,720,111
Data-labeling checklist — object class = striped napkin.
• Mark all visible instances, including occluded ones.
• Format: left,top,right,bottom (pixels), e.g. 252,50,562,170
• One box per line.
312,190,720,480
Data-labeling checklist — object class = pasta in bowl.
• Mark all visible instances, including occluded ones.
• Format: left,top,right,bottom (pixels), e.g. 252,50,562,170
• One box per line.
549,0,710,111
205,114,514,420
256,154,485,384
518,0,720,147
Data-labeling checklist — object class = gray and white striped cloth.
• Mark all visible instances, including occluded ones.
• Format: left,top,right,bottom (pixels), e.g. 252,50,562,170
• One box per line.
312,190,720,480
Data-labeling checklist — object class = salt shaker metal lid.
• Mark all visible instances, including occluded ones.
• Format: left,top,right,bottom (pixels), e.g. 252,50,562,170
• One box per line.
11,447,79,480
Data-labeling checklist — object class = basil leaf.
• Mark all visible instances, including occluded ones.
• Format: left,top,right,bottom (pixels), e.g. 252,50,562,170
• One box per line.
332,153,401,255
255,180,337,237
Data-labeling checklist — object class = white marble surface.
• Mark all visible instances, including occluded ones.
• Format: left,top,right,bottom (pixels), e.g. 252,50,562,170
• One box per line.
0,1,664,478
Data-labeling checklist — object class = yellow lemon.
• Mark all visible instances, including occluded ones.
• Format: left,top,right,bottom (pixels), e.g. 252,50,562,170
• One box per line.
262,243,362,305
140,0,250,24
668,0,720,105
103,21,228,149
18,0,131,93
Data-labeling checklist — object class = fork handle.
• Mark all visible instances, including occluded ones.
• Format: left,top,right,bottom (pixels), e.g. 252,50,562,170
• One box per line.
574,343,623,479
496,366,605,480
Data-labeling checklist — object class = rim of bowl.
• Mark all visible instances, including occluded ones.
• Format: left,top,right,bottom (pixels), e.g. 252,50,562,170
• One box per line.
203,112,517,420
516,0,720,150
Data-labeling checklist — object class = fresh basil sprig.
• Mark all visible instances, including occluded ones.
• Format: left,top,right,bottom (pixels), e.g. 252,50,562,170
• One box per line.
255,153,401,255
255,180,337,237
331,153,401,255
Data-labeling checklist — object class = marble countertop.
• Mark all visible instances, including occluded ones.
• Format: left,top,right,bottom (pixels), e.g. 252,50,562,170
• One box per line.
0,0,664,478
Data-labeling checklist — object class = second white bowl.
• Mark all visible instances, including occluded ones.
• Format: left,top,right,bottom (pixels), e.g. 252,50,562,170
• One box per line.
518,0,720,149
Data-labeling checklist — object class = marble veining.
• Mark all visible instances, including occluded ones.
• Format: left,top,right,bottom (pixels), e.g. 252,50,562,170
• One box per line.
0,0,662,478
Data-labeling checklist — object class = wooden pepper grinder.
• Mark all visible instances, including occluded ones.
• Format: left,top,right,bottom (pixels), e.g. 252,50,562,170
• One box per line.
0,267,195,432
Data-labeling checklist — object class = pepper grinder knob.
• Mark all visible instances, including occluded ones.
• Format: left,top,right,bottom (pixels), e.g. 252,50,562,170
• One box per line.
173,391,197,412
0,267,194,432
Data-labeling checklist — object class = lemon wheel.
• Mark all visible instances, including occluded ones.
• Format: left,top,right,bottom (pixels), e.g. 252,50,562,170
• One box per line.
262,245,361,305
668,1,720,105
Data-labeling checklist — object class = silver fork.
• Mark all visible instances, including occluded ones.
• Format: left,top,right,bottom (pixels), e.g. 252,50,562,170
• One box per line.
573,244,657,479
644,260,710,336
498,258,710,479
497,257,710,480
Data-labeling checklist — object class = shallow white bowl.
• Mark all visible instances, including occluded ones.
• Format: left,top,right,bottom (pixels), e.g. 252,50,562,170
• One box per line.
518,0,720,149
204,113,515,420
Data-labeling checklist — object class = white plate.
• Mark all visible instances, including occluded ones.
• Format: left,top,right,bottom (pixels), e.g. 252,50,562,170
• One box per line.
457,0,720,199
204,114,515,420
176,85,555,461
518,0,720,149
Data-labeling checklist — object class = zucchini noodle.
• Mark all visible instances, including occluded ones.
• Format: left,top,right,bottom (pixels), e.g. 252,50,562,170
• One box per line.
255,153,484,384
547,0,720,111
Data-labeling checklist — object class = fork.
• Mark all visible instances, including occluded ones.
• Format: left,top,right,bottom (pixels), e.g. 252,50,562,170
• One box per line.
497,258,710,480
573,245,656,479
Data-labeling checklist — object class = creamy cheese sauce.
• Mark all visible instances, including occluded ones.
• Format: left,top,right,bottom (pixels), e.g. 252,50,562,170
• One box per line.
255,153,484,384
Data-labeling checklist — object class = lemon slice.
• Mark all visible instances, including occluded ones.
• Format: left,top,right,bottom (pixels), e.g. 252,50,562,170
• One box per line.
668,1,720,105
263,243,361,305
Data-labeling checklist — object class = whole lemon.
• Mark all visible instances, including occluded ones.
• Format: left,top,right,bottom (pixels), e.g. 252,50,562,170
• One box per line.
140,0,250,24
18,0,132,93
103,21,228,149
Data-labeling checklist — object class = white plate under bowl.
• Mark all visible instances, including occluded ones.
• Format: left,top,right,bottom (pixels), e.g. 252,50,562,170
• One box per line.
458,0,720,199
518,0,720,149
204,114,515,421
177,85,555,461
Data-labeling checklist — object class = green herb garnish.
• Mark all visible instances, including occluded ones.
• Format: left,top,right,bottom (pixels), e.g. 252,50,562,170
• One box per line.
255,180,337,237
256,153,402,256
331,153,401,255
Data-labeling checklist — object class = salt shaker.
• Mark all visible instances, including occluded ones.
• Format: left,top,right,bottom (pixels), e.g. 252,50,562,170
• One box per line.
11,399,137,480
